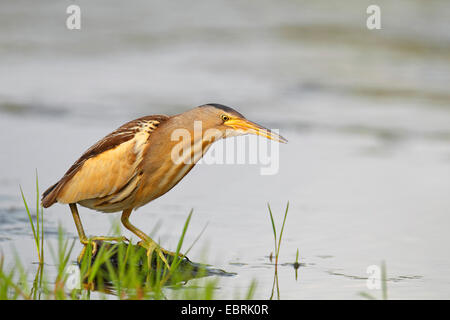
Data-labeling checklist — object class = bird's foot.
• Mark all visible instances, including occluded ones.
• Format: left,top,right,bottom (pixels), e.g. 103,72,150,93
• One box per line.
78,236,129,263
89,235,130,244
139,241,170,270
136,240,186,270
138,240,188,261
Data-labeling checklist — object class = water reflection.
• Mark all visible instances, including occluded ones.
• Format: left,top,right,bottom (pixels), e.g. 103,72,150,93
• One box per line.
76,241,235,297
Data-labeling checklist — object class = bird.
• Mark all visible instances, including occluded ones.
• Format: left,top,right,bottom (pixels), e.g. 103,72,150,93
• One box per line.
41,103,287,266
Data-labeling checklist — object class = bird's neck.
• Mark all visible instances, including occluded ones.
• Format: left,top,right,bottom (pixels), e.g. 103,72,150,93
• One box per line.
135,122,223,206
163,117,222,166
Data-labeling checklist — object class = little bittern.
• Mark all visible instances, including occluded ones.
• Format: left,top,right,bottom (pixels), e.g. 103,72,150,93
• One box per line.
42,104,287,265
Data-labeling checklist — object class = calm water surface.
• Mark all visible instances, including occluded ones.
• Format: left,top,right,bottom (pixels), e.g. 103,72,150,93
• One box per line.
0,0,449,299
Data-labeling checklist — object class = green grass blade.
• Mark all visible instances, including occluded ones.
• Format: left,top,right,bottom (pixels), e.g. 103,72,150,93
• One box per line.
172,209,193,269
381,261,388,300
267,203,277,254
359,292,377,300
35,171,40,259
184,221,208,258
20,186,40,260
245,279,257,300
175,210,193,256
276,202,289,257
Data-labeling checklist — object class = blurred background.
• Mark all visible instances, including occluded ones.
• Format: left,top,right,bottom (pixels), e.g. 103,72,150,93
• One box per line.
0,0,449,298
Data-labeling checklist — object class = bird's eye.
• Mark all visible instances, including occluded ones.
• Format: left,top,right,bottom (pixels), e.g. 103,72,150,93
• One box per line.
221,114,230,122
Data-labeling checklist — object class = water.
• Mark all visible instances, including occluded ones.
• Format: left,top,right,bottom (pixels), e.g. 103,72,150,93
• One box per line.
0,0,449,299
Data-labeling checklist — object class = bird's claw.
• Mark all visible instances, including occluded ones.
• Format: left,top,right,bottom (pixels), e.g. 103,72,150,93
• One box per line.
137,240,187,261
77,236,129,263
137,240,177,270
77,240,99,263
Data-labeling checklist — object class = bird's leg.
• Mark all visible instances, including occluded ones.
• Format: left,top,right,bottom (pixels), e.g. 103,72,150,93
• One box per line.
70,203,96,262
121,209,182,269
69,204,128,262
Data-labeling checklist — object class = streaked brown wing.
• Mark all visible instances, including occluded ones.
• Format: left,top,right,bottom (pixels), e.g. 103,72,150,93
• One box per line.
41,115,168,208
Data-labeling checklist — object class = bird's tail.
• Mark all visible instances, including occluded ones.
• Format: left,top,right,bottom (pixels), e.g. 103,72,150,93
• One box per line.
41,182,59,208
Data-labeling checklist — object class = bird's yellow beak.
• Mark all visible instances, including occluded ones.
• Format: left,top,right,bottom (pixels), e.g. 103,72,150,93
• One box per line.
225,118,288,143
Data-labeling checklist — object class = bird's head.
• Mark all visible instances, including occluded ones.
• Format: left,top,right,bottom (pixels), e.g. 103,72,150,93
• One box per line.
193,103,288,143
